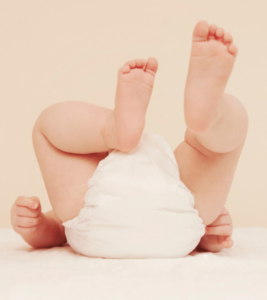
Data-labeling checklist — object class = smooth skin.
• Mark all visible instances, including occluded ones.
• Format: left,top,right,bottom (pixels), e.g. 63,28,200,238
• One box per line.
11,21,248,253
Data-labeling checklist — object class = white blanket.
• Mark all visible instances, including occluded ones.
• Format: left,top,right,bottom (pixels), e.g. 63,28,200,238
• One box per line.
1,227,267,300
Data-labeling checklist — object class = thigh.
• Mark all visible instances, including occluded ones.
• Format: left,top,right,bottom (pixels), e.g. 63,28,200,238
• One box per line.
32,127,108,222
36,101,112,154
174,128,245,226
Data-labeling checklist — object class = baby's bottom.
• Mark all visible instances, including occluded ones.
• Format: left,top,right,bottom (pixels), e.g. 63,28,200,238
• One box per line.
62,133,206,258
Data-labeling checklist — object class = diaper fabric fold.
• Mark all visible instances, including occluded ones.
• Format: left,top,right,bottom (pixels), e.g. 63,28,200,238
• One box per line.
62,133,205,258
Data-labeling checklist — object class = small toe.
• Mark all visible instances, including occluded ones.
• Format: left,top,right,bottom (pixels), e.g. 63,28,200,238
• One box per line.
223,32,233,45
135,58,146,68
124,59,147,69
144,57,158,75
193,20,209,42
215,27,224,41
228,43,238,56
124,60,136,69
208,24,217,40
141,59,147,68
119,65,130,74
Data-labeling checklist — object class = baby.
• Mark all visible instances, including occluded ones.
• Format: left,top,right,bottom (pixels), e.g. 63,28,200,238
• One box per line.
11,21,248,255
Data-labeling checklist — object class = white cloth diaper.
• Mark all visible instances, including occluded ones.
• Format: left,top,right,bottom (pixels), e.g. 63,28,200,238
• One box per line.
62,133,205,258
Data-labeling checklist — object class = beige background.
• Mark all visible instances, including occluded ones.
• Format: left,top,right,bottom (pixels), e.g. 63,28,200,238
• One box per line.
0,0,266,228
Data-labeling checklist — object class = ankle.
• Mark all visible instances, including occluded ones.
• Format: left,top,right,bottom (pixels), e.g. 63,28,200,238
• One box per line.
186,103,222,135
103,111,142,153
102,112,117,150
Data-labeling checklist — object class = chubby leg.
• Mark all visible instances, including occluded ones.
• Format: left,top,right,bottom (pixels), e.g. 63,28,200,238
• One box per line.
32,57,158,224
174,21,248,226
13,58,158,248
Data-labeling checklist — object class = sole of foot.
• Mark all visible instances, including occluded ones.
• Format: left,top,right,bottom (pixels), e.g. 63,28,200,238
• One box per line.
105,57,158,152
184,20,238,133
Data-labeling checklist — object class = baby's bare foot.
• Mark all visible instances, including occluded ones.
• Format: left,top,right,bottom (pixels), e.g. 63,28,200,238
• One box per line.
184,21,238,133
104,58,158,152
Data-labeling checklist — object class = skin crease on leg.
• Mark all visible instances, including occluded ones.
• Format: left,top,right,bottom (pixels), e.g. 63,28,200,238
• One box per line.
11,20,248,253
